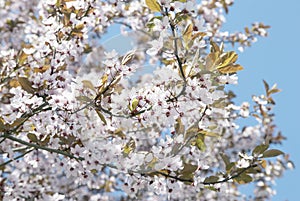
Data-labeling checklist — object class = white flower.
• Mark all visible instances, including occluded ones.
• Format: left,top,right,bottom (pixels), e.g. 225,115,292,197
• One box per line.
236,158,250,168
22,47,35,54
146,36,164,56
104,49,118,59
239,102,250,117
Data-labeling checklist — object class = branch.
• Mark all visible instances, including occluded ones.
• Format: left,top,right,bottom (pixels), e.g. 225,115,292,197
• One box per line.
168,14,185,81
154,171,193,183
202,164,258,185
165,8,187,102
144,163,257,186
173,105,209,156
15,102,51,131
2,133,84,161
0,148,34,168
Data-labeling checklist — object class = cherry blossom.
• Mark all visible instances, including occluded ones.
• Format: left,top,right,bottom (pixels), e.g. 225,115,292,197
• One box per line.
0,0,292,200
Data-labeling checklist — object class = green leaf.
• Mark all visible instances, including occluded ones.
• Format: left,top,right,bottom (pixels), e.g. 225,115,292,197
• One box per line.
95,109,107,125
252,144,269,156
82,80,95,92
195,134,206,152
76,96,92,103
113,128,126,139
178,162,198,182
234,173,253,184
204,185,220,192
123,137,136,156
204,175,219,184
145,0,161,12
184,125,198,140
199,130,219,138
245,166,261,174
131,98,139,111
27,133,38,143
262,149,284,158
18,77,36,94
220,153,230,167
226,162,235,172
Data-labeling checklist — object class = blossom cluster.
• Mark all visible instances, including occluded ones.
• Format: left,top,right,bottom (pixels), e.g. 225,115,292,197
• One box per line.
0,0,291,200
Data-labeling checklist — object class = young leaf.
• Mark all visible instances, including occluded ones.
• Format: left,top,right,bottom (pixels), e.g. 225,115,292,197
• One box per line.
123,137,136,156
184,124,198,140
199,130,220,138
268,83,281,96
33,65,50,73
262,149,284,158
76,96,92,103
205,52,219,71
40,135,50,146
175,117,185,135
220,153,230,167
226,162,235,172
0,118,6,132
18,51,28,65
145,0,161,12
263,80,269,94
217,64,243,74
10,117,27,128
252,144,269,156
95,109,107,125
122,50,135,65
260,159,267,169
129,98,139,112
18,77,36,94
234,173,253,184
27,133,39,143
183,23,193,45
195,134,206,152
204,175,219,184
82,80,95,92
204,186,220,192
210,41,221,53
217,51,238,69
113,128,126,139
178,162,198,182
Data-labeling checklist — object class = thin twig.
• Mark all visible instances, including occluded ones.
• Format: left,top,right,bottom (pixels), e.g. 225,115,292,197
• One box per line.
0,148,34,168
173,106,209,156
165,8,187,102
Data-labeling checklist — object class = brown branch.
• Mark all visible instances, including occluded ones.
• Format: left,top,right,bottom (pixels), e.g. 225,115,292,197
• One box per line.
165,8,187,102
202,164,258,185
145,163,257,186
2,133,84,161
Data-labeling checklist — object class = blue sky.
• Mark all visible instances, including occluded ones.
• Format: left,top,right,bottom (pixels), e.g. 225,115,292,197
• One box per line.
101,1,299,200
222,0,300,200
